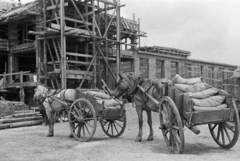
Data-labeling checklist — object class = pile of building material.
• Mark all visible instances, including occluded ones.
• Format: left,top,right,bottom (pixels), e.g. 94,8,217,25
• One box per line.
0,100,29,117
0,100,43,130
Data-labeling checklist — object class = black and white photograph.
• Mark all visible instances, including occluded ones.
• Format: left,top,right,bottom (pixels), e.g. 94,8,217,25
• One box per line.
0,0,240,160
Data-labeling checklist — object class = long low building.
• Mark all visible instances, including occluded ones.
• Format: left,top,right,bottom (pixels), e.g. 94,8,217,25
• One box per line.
120,46,239,100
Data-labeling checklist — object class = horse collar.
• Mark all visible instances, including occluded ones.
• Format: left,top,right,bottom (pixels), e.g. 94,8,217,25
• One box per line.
132,77,144,96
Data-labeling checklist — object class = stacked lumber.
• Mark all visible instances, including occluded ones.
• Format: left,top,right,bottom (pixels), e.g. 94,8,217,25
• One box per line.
0,110,43,130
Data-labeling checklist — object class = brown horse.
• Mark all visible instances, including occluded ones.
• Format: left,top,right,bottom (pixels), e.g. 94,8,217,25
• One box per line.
112,73,168,142
33,84,78,137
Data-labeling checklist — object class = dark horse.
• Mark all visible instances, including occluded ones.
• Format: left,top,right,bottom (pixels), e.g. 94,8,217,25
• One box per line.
33,84,78,137
112,73,168,142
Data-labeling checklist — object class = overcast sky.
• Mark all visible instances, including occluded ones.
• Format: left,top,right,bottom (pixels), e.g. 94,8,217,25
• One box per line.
19,0,240,66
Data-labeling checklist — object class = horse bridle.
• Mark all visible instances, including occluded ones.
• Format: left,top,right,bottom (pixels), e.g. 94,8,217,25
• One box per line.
116,76,144,98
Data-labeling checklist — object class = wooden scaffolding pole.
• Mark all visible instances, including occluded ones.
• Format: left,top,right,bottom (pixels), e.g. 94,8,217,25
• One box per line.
92,0,96,88
104,2,109,85
60,0,67,89
43,0,47,85
116,0,121,79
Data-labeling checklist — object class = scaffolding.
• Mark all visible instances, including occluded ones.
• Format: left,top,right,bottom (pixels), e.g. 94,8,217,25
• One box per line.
31,0,145,89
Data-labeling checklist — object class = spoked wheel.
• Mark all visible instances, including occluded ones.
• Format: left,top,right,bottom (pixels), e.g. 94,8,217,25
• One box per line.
159,96,185,154
100,112,127,138
208,102,240,149
69,98,97,142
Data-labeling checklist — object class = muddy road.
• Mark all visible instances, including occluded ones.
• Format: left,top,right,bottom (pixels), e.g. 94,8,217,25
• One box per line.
0,107,240,161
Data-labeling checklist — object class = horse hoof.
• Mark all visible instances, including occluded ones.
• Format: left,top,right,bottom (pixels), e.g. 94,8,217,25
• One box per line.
47,134,54,137
147,136,154,141
135,137,142,142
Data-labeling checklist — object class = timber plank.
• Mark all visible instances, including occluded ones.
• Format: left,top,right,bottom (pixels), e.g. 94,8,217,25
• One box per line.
66,52,93,58
10,120,43,128
51,23,93,36
45,2,68,11
54,69,92,76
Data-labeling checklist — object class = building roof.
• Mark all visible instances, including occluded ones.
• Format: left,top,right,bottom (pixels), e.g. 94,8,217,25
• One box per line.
138,46,191,58
0,0,39,23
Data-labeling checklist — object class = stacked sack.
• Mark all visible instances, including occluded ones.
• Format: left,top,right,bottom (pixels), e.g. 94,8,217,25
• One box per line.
172,74,227,111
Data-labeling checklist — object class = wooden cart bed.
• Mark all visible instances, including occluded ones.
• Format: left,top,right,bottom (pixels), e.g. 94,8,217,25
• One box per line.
168,85,235,126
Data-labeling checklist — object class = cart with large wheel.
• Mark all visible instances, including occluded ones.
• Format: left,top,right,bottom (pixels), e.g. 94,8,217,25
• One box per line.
137,82,240,154
68,89,127,142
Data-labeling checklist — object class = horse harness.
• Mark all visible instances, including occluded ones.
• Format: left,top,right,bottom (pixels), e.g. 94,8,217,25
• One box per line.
43,89,67,112
120,77,158,105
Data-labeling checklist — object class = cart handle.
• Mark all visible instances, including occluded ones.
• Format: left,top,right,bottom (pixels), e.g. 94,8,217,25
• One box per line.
137,85,161,107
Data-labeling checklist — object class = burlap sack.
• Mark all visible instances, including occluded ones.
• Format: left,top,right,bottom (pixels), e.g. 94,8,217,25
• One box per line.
172,74,202,85
192,95,225,107
187,87,218,99
193,104,227,111
175,82,211,93
87,91,111,99
96,99,122,107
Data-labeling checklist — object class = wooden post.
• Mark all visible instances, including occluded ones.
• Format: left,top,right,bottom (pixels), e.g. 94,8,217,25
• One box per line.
43,0,47,85
104,2,109,86
116,0,121,79
92,0,96,88
3,72,6,88
60,0,66,89
36,40,40,83
20,71,24,102
8,51,12,83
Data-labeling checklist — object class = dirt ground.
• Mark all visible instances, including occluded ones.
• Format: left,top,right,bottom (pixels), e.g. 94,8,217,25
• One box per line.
1,106,240,161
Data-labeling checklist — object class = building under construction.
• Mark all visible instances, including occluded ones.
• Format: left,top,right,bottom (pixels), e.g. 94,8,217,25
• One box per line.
0,0,239,105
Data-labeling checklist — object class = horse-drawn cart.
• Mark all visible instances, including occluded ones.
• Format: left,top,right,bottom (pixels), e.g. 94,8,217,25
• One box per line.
34,85,127,142
137,81,239,154
113,73,240,154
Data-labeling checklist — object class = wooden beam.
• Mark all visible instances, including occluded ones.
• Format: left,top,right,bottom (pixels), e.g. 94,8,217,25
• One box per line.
0,71,30,76
60,0,66,89
45,2,68,11
66,52,93,58
51,23,93,35
65,17,92,26
97,4,125,12
82,11,94,17
67,60,90,66
66,74,91,80
116,0,121,80
54,69,92,76
98,0,117,6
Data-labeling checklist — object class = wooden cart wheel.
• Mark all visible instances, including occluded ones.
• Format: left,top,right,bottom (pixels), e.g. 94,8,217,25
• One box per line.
208,102,240,149
159,96,185,154
69,98,97,142
100,112,127,138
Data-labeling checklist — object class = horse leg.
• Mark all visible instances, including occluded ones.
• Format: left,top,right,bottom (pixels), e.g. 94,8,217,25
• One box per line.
146,110,154,141
135,105,143,142
41,105,49,125
47,111,55,137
